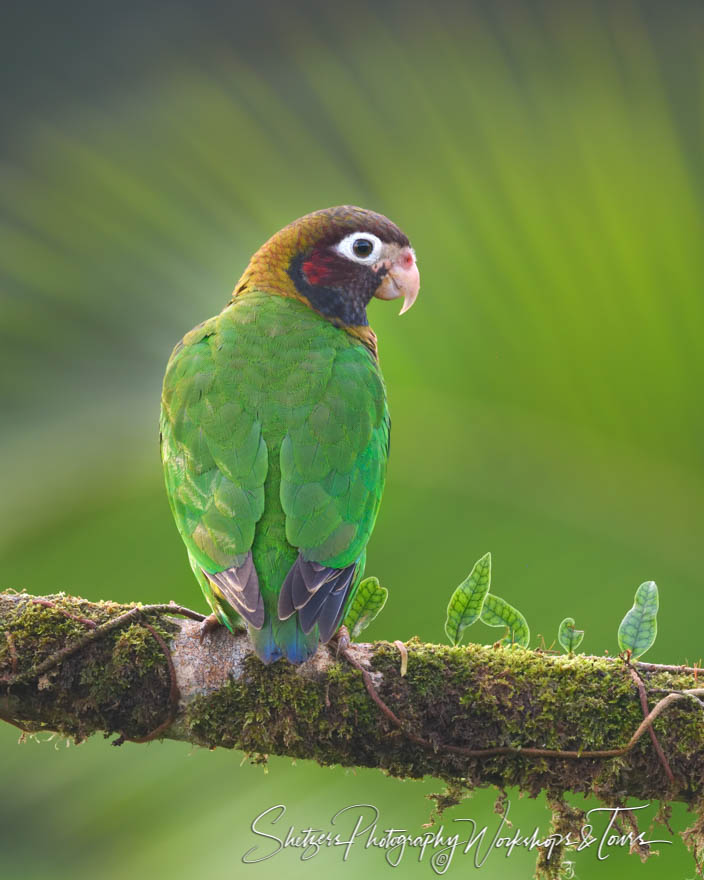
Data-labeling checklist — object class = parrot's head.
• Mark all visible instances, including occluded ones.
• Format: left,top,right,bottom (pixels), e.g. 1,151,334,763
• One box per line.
233,206,419,353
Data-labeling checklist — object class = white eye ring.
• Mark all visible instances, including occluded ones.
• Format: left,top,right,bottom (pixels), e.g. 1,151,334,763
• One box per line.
335,231,383,265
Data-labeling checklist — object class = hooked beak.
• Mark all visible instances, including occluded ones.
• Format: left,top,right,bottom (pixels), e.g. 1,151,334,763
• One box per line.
373,246,420,315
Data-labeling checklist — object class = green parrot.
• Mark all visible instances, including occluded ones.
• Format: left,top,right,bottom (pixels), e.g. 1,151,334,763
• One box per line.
160,206,419,663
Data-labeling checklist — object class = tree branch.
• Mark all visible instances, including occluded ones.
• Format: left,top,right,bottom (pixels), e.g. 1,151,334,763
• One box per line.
2,589,704,808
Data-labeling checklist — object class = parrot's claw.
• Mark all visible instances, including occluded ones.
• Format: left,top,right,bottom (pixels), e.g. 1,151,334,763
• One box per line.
199,613,223,644
331,624,351,658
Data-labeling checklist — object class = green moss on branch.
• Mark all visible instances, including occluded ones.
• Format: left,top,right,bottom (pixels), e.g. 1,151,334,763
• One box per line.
0,592,176,742
2,589,704,810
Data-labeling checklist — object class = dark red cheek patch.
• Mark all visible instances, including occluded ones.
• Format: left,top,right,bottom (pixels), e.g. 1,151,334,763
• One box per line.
302,250,343,287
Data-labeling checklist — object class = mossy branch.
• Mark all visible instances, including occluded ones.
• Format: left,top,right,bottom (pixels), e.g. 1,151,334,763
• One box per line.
3,590,704,810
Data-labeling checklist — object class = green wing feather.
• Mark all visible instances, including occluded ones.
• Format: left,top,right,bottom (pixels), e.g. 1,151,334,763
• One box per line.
160,315,268,627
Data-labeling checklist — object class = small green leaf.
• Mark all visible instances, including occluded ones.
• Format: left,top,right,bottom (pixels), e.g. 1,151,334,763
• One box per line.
480,593,530,648
558,617,584,653
618,580,658,658
343,576,388,638
444,552,492,645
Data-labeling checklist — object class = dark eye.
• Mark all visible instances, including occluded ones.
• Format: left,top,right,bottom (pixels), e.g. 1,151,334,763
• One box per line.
352,238,374,258
336,231,382,263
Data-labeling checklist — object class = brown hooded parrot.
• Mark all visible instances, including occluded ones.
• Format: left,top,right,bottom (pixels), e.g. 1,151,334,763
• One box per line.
160,206,419,663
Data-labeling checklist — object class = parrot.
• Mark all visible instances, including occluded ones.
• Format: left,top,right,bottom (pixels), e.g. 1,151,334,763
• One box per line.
160,206,419,664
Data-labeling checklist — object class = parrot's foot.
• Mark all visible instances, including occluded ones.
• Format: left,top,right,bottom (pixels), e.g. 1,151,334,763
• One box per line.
330,624,351,658
199,613,224,644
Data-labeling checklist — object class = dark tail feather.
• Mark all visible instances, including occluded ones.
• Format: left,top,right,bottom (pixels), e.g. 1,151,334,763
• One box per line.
279,555,357,644
317,568,356,642
203,552,264,629
299,566,356,640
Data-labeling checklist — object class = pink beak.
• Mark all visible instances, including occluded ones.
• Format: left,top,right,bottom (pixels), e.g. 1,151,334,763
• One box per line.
374,247,420,315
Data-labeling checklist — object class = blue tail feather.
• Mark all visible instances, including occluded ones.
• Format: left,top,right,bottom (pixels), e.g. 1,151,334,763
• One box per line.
249,618,284,664
251,614,318,665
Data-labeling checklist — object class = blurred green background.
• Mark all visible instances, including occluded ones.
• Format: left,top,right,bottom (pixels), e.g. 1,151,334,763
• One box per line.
2,0,703,877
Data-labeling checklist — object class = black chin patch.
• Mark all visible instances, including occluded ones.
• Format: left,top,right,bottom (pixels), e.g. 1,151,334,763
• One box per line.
288,253,387,326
